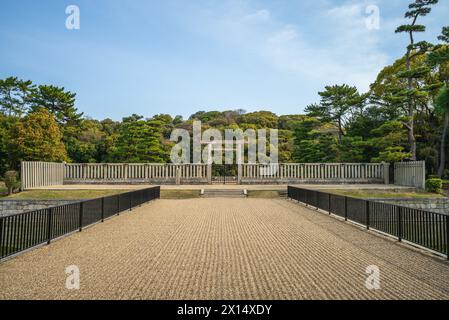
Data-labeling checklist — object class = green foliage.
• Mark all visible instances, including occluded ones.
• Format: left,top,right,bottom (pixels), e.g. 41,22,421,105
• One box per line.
238,111,278,129
0,77,35,117
293,117,340,163
29,85,83,125
435,86,449,115
373,147,411,163
339,137,366,163
8,108,68,167
110,115,167,163
306,84,366,142
438,26,449,43
425,178,443,193
4,170,21,195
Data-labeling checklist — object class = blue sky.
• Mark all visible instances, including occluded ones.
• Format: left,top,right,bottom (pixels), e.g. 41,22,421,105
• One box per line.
1,0,448,120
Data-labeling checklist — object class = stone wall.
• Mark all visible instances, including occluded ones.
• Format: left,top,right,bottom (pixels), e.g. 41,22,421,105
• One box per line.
0,200,78,217
372,198,449,215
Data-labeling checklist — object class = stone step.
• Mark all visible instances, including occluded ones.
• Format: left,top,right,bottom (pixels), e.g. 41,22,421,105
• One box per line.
201,189,247,198
279,190,288,198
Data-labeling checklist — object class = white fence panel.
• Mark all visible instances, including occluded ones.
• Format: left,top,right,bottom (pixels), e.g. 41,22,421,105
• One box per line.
241,163,388,184
394,161,426,189
21,161,64,190
63,163,209,184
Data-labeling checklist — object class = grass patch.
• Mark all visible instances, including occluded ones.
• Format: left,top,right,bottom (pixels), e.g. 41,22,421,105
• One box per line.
247,190,281,198
161,190,200,199
325,189,444,199
3,189,130,200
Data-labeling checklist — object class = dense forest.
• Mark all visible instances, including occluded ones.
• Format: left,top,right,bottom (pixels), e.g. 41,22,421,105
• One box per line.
0,1,448,178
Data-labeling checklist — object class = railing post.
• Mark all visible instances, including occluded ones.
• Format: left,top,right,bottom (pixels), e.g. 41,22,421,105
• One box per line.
101,197,105,222
117,195,120,216
344,197,348,221
366,201,370,230
0,217,3,258
397,206,402,242
47,208,53,244
79,202,84,232
446,216,449,261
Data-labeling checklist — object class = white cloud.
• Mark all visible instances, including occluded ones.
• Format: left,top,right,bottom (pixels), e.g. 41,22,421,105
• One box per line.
243,9,271,23
191,1,391,94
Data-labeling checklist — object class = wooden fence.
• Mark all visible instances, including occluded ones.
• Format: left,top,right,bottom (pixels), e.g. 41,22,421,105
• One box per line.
241,163,389,184
394,161,426,189
21,161,64,190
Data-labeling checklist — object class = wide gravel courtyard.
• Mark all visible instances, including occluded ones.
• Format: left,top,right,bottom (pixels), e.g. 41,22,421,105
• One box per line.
1,198,449,300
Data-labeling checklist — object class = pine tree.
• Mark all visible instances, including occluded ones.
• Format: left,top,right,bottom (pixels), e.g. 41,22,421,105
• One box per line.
111,115,166,163
30,85,83,125
0,77,35,117
395,0,439,160
305,84,366,143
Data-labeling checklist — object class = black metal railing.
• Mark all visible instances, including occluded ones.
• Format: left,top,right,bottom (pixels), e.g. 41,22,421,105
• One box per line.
288,186,449,259
0,187,160,260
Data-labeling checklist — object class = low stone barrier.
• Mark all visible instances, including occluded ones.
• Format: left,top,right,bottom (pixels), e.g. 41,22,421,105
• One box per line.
372,198,449,215
240,178,384,185
0,200,78,217
63,178,208,185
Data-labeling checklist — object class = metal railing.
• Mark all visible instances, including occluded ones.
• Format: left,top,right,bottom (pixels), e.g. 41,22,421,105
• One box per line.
0,187,160,261
288,186,449,259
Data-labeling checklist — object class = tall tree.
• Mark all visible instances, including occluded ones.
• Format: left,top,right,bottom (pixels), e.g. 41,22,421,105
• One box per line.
395,0,439,160
0,77,35,117
8,108,68,168
306,84,366,143
111,115,167,163
435,86,449,176
426,26,449,176
30,85,83,125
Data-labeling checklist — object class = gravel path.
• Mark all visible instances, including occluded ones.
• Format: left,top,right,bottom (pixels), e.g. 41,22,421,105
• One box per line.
1,198,449,300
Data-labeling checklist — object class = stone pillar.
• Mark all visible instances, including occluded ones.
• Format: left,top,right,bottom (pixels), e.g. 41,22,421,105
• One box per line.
237,164,242,185
382,162,390,185
207,144,212,184
420,161,426,189
176,167,181,185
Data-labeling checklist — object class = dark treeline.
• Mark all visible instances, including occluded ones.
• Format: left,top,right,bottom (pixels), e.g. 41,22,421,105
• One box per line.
0,1,448,178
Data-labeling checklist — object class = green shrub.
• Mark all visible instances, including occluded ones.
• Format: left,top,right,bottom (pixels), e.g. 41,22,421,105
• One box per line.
425,178,443,194
4,170,21,195
443,169,449,180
